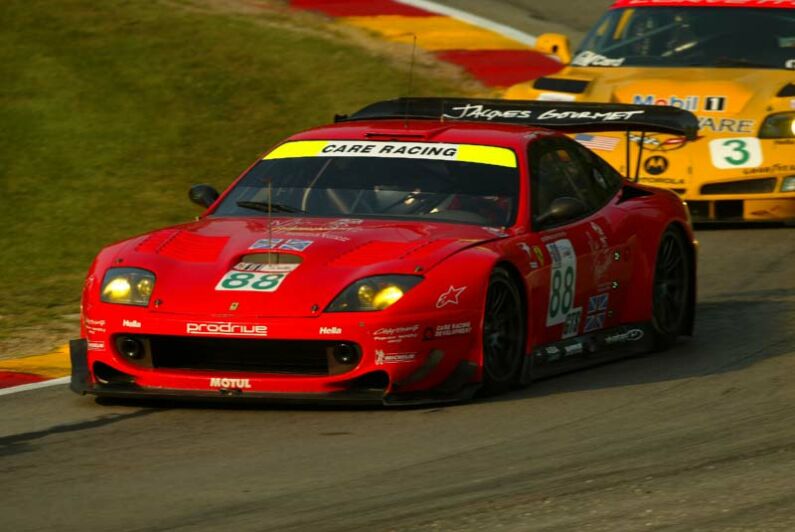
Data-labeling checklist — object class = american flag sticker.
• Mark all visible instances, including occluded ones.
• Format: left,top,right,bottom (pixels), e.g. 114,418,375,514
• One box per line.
575,133,620,152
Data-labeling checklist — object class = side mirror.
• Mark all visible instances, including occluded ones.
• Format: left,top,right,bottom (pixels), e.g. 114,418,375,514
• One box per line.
534,33,572,65
189,184,219,208
536,197,587,227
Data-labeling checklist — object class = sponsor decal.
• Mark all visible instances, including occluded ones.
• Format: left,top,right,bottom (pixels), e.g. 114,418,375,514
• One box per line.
434,321,472,338
533,246,546,267
518,243,538,268
537,108,644,122
209,377,251,389
633,94,699,111
742,163,795,175
572,51,625,67
250,238,313,252
574,133,620,152
375,350,417,365
587,294,609,314
186,322,268,337
122,319,141,329
546,239,577,326
704,96,727,112
563,342,584,357
699,117,755,134
562,310,582,339
605,328,644,345
436,286,467,309
787,59,795,70
583,312,606,333
233,262,298,273
87,341,105,351
84,317,107,334
644,155,669,175
709,137,763,169
444,104,532,121
265,140,517,169
373,325,420,344
537,92,576,102
319,326,342,335
640,176,686,185
629,134,687,152
544,346,562,362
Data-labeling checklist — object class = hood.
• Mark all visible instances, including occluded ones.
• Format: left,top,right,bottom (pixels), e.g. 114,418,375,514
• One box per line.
113,217,503,318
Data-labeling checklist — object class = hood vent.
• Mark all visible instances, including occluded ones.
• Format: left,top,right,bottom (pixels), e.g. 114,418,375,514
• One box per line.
136,230,227,262
777,83,795,97
532,77,589,94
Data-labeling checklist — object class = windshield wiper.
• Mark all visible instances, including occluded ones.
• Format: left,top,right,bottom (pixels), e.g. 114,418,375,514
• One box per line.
236,200,306,214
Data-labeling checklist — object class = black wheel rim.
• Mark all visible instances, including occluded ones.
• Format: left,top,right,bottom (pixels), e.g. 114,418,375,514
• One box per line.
483,277,523,382
653,232,688,334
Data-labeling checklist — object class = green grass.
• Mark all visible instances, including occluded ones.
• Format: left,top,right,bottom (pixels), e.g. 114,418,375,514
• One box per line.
0,0,472,353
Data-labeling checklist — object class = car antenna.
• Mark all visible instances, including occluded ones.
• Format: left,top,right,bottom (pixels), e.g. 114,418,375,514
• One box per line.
403,33,417,129
267,180,273,266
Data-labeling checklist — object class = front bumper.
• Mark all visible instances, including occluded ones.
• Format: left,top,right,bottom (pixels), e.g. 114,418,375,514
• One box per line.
72,306,483,405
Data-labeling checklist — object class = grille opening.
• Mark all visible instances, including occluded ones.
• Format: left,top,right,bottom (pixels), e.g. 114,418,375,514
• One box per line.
145,335,360,376
687,201,709,219
715,200,744,220
701,178,776,195
93,362,136,385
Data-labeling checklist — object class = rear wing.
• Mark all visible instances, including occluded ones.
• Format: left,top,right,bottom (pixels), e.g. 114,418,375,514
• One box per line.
337,97,699,141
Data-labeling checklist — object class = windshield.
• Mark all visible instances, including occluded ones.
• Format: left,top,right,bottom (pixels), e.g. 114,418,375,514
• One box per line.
213,140,519,227
575,7,795,69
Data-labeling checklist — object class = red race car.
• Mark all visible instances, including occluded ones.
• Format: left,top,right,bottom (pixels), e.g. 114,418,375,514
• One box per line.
71,98,698,405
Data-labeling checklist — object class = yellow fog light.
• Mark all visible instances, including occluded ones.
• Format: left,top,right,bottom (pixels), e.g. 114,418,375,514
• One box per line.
372,285,404,310
137,277,154,298
102,278,131,301
357,284,375,306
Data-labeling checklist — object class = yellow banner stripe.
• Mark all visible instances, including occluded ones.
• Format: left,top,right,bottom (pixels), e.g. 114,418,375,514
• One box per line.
264,141,517,168
264,140,328,160
457,145,516,168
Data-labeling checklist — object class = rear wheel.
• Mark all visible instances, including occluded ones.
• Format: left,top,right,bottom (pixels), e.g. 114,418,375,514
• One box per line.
482,268,525,393
651,226,691,349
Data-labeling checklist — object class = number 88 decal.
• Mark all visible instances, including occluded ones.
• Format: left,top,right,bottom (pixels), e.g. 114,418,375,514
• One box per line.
546,239,577,326
215,271,288,292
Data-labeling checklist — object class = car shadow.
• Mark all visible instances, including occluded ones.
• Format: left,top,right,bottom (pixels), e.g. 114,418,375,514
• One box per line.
485,288,795,404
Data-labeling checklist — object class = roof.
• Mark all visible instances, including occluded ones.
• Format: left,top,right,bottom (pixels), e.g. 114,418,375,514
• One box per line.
611,0,795,8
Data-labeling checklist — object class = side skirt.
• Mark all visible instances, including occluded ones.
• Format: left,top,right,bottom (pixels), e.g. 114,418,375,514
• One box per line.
521,322,654,384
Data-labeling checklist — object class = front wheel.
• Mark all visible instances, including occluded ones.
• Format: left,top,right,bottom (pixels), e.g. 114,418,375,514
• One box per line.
651,226,692,349
482,268,525,393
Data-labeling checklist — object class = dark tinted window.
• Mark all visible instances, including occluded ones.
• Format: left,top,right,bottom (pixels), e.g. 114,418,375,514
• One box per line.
213,153,519,227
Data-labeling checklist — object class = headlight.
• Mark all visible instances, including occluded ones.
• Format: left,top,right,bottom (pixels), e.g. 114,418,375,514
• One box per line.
759,112,795,139
100,268,156,306
782,176,795,193
326,275,422,312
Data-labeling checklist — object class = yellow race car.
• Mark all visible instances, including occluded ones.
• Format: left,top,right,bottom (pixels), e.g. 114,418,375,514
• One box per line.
505,0,795,222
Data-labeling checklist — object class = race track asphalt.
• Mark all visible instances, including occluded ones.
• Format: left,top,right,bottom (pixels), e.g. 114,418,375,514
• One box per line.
2,2,795,530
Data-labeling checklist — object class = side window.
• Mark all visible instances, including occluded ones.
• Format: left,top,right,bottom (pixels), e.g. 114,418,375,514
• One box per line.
565,139,623,206
530,139,579,221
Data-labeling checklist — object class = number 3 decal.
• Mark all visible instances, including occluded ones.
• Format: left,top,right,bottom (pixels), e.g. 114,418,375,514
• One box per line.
709,137,762,169
546,239,577,326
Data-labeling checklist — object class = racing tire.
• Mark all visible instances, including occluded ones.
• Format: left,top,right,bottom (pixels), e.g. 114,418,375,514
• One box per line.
651,226,691,350
481,267,525,394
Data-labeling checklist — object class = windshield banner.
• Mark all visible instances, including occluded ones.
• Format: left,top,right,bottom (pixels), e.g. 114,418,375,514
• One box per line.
264,140,517,168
